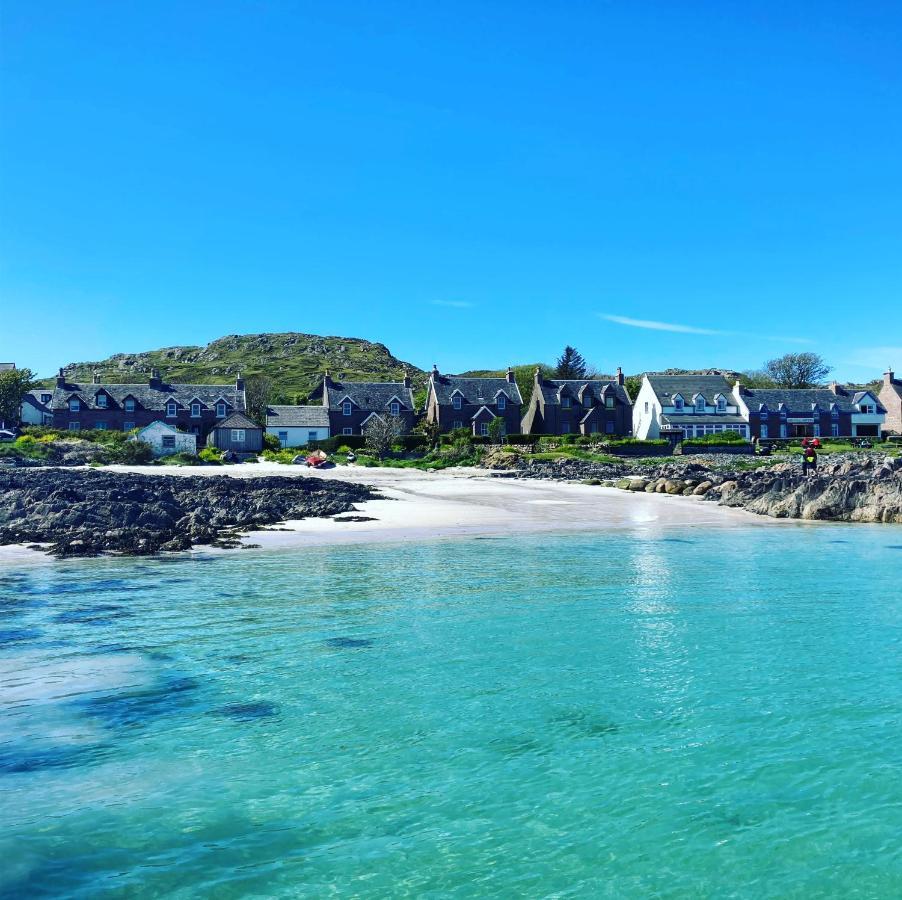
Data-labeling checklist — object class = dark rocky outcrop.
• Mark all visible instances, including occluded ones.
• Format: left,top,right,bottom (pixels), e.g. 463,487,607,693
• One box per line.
0,469,375,557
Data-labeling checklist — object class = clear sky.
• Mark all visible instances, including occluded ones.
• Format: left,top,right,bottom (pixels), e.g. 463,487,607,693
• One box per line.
1,1,900,380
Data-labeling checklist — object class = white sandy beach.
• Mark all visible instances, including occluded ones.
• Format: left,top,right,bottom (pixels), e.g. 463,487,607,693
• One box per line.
0,462,787,566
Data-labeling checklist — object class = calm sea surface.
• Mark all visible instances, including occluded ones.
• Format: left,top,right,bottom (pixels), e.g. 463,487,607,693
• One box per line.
2,525,901,898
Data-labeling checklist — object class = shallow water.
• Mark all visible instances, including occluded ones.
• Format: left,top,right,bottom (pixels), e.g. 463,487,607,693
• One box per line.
2,524,901,898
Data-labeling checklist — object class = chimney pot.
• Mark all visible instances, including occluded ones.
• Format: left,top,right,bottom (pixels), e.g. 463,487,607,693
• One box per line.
616,366,624,386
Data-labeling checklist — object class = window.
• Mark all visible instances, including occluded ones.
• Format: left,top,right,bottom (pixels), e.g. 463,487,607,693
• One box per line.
780,424,787,438
561,396,571,409
278,431,289,446
343,401,352,416
717,397,726,412
190,426,200,435
644,401,649,413
342,427,353,436
479,422,489,436
583,395,592,408
561,420,570,433
390,401,400,416
831,406,839,418
605,421,615,434
452,395,462,410
589,422,598,434
216,402,226,417
124,398,135,412
231,429,245,443
673,396,684,411
95,422,108,430
831,423,839,437
452,420,463,430
760,424,768,439
166,402,177,417
859,403,875,415
40,393,51,404
123,422,135,432
813,425,820,437
605,396,615,409
69,422,80,431
96,394,107,408
695,396,705,412
162,435,176,449
307,431,318,443
497,395,506,411
69,398,80,412
191,402,201,418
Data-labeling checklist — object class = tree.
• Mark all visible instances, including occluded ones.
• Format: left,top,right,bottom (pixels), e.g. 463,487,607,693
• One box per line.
363,415,405,458
555,346,588,380
487,416,506,443
244,375,274,425
741,369,777,388
763,353,831,389
0,367,35,427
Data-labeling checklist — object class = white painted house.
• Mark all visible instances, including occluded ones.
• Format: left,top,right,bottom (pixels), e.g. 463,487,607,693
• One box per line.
20,390,54,426
265,405,330,448
132,420,197,456
633,374,750,440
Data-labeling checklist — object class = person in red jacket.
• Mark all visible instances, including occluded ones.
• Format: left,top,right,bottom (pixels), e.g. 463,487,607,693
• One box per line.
802,445,818,476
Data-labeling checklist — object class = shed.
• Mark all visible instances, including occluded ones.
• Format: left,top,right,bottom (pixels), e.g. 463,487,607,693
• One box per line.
266,405,330,447
206,412,264,453
133,421,197,457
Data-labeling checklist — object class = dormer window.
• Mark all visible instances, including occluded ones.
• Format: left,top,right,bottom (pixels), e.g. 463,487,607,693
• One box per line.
216,402,226,418
605,396,615,409
191,402,201,418
582,395,592,408
561,396,571,409
831,405,839,418
166,401,177,417
390,401,400,416
695,396,706,412
96,393,107,408
673,395,684,411
69,398,80,413
343,401,352,416
452,395,462,411
41,393,51,404
716,396,726,412
497,395,507,411
124,398,136,413
859,402,875,415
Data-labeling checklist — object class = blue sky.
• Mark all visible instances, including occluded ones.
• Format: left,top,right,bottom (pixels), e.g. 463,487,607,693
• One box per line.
1,1,900,381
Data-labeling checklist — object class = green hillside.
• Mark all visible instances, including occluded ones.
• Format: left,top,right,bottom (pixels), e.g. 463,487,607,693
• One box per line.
55,333,427,401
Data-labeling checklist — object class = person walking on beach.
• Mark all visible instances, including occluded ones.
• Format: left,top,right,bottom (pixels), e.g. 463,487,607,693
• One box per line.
802,445,818,476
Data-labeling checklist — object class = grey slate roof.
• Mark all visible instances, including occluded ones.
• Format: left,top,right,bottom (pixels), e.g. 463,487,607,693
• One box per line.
539,378,631,407
646,375,735,402
323,381,416,412
50,381,245,412
24,390,53,410
740,388,885,415
214,412,260,430
431,375,523,405
663,414,749,426
266,405,330,428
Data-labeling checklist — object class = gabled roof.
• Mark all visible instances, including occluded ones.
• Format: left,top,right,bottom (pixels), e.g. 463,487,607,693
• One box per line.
215,412,260,430
471,405,497,421
136,420,181,436
740,388,885,415
23,390,52,410
646,375,734,403
50,381,244,413
266,405,330,428
539,378,630,407
431,375,523,406
319,380,416,412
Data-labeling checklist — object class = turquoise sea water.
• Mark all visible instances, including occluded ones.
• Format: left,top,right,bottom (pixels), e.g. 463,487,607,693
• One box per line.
2,525,901,898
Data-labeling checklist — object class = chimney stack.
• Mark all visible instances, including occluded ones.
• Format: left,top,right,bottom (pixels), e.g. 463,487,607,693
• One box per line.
402,370,411,388
885,367,896,387
616,366,624,386
829,380,839,394
56,367,66,389
92,371,100,384
431,364,440,379
235,372,245,392
506,366,516,384
149,368,162,389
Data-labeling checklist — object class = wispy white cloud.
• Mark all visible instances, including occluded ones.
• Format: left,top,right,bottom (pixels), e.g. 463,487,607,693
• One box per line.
600,314,724,335
599,314,812,345
430,299,474,309
843,346,902,371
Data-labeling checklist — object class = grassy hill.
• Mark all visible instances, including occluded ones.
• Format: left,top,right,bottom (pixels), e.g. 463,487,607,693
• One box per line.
55,333,426,401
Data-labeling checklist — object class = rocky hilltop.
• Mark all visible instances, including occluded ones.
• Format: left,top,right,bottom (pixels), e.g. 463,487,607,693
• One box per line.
54,332,426,399
482,451,902,523
0,469,375,557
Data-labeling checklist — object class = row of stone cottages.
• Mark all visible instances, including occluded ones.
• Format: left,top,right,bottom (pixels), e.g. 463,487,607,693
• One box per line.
19,365,898,453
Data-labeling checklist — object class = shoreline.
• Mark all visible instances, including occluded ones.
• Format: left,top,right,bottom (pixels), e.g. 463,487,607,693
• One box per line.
0,462,791,565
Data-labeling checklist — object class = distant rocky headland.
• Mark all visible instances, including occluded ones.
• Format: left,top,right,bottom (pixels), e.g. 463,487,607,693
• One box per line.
0,470,375,557
482,451,902,523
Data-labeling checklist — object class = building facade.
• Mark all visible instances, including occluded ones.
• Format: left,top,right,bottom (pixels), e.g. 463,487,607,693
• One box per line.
21,389,54,426
206,412,264,453
48,369,246,442
133,421,197,456
425,367,523,435
878,368,902,436
311,373,418,437
521,368,632,435
266,405,331,448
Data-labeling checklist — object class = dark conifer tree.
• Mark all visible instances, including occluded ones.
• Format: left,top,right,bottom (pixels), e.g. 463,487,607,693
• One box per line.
554,346,588,380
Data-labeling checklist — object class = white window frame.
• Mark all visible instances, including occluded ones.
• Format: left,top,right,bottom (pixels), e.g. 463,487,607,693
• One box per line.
342,427,353,436
41,393,51,404
191,402,201,418
605,396,615,409
96,394,107,408
69,421,80,431
561,396,571,409
161,435,176,449
831,423,839,437
166,402,177,417
498,395,507,411
695,396,706,412
452,395,462,411
390,401,400,416
69,398,80,412
760,424,768,439
343,401,352,416
216,402,226,418
479,422,489,436
124,398,136,412
716,397,726,412
452,420,463,430
673,395,684,411
231,429,245,442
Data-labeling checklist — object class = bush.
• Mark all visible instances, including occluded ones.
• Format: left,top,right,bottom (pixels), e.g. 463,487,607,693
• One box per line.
504,434,538,446
261,449,298,465
682,431,748,446
199,447,224,463
262,432,282,451
397,434,429,451
110,440,154,464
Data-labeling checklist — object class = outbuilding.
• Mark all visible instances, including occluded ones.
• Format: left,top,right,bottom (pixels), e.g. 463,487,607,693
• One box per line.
206,412,264,454
265,405,330,447
132,421,197,456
